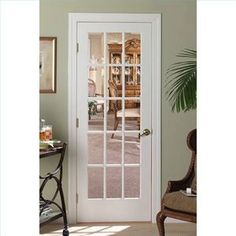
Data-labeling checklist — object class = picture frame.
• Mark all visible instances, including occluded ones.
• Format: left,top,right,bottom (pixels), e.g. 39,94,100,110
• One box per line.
40,37,57,93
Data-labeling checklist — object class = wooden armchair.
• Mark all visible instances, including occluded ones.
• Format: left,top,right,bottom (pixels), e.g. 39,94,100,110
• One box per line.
156,129,196,236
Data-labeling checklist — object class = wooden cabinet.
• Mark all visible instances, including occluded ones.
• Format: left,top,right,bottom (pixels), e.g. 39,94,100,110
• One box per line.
108,38,141,86
108,38,141,110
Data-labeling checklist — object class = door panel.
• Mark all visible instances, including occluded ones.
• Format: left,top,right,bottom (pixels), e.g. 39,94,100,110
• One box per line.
77,22,152,222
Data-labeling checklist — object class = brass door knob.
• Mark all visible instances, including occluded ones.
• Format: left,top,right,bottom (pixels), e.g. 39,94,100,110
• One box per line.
139,128,151,137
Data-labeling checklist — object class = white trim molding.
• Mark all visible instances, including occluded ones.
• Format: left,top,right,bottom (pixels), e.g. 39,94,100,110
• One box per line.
68,13,161,224
151,13,162,223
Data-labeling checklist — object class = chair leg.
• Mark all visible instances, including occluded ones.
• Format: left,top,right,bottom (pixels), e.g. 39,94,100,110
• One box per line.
156,211,166,236
111,119,119,138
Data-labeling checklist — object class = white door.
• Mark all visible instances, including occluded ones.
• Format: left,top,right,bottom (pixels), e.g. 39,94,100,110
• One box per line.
77,22,153,222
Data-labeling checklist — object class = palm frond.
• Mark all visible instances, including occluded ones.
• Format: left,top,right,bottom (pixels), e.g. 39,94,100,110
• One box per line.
166,49,197,112
176,49,196,58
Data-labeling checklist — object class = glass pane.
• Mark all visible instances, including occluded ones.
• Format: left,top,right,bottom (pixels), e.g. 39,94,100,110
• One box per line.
107,32,122,44
137,54,141,64
124,100,140,131
125,66,133,86
125,54,132,64
125,33,141,65
124,133,140,164
125,81,140,98
132,66,140,86
124,66,140,87
124,167,140,198
88,167,103,198
88,99,104,131
111,54,121,65
106,167,122,198
88,33,104,64
108,69,122,98
106,133,122,164
137,66,141,85
88,133,104,164
107,33,122,64
108,66,122,89
107,99,122,131
88,67,104,97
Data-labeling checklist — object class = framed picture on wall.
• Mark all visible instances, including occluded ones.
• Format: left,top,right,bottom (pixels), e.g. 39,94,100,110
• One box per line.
40,37,57,93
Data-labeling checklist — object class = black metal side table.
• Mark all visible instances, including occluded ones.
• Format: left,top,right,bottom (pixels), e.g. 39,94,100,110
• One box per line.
40,143,69,236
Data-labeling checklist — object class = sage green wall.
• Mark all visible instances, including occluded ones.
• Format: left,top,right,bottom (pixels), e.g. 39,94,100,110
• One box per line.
40,0,196,207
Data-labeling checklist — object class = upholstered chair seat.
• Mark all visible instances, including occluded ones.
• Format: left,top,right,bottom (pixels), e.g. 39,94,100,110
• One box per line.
117,108,140,118
163,191,196,214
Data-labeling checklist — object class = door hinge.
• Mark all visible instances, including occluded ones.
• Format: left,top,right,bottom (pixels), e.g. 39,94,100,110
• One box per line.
76,118,79,128
76,193,79,204
76,42,79,53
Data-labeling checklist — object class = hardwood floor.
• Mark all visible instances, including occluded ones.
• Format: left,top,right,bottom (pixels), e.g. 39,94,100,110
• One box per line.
40,222,196,236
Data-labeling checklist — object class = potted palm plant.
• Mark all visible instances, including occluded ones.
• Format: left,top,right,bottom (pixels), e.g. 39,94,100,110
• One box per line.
165,49,196,112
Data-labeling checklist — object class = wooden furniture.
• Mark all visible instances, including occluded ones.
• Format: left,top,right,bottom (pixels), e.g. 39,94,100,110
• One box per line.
108,38,141,110
116,84,140,108
109,84,140,111
108,38,140,85
156,129,197,236
40,143,69,236
108,79,140,138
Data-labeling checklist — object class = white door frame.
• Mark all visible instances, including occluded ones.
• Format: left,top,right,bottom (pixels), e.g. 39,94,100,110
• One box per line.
68,13,161,224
